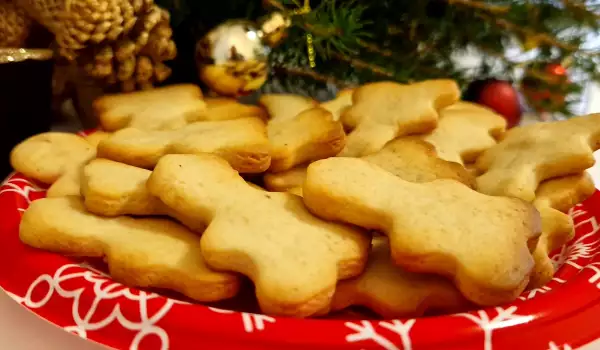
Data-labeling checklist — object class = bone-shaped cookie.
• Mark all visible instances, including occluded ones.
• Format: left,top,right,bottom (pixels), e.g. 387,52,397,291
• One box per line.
80,159,204,232
45,132,113,198
97,117,271,172
423,102,506,165
83,131,113,148
20,196,240,302
264,138,474,195
528,173,596,288
259,93,317,122
339,80,460,157
93,84,207,131
267,107,346,172
46,166,84,198
303,157,541,306
476,113,600,202
330,238,470,318
201,97,268,121
362,138,474,187
264,166,308,195
321,89,354,122
146,154,370,317
10,132,96,185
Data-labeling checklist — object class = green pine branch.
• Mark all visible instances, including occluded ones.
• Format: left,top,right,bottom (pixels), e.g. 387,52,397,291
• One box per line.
157,0,600,114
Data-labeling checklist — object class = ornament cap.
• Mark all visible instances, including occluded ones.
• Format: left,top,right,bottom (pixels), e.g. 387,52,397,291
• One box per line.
258,11,292,48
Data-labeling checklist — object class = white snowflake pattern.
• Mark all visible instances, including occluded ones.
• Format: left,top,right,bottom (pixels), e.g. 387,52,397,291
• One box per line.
569,205,587,220
548,341,573,350
455,306,533,350
551,245,569,271
345,319,415,350
518,277,566,301
562,215,600,270
208,307,275,333
580,262,600,288
0,176,44,212
7,263,177,350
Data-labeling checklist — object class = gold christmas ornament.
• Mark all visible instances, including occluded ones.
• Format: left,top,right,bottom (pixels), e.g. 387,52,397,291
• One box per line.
195,12,291,97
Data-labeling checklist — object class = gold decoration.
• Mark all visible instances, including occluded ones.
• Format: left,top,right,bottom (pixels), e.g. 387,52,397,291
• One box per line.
290,0,316,68
14,0,176,92
258,11,291,48
0,47,52,63
195,15,285,96
0,0,32,48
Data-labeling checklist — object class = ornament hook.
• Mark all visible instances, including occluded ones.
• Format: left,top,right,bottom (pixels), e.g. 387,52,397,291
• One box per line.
290,0,316,68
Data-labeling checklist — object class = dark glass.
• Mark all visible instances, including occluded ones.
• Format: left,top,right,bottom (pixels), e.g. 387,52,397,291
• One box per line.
0,49,53,179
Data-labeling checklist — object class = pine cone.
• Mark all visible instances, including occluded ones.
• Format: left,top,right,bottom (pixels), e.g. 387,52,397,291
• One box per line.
77,4,175,91
0,0,32,47
15,0,148,57
18,0,177,92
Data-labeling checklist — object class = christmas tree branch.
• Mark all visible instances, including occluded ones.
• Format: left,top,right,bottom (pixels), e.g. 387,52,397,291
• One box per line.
273,65,350,86
562,0,600,19
331,52,394,78
446,0,509,14
494,18,579,51
356,39,394,57
448,0,583,51
264,0,285,11
471,12,580,51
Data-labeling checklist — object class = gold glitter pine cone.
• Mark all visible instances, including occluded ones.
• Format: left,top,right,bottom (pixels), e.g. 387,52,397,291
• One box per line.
0,0,33,48
15,0,154,57
69,3,175,91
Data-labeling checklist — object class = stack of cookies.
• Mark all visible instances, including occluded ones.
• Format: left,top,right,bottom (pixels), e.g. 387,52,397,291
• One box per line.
11,81,600,318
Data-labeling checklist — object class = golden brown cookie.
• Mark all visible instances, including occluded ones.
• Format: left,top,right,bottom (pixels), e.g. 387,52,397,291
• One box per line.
330,238,470,318
423,102,506,164
264,166,308,194
10,132,95,184
529,173,596,288
362,138,475,187
268,107,346,172
20,196,240,302
201,97,268,121
264,138,475,195
321,89,354,122
46,166,83,198
147,154,370,317
339,80,460,157
83,131,113,149
46,131,116,198
80,158,204,232
97,117,271,173
259,93,318,122
303,157,541,306
476,113,600,202
94,84,207,131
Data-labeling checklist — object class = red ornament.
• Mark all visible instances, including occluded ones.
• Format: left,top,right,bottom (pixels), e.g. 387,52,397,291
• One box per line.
476,80,522,128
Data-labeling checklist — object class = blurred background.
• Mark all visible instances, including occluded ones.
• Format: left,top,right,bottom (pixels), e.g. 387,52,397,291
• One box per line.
0,0,599,133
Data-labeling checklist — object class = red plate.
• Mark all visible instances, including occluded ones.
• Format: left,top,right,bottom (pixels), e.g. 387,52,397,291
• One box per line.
1,172,600,350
